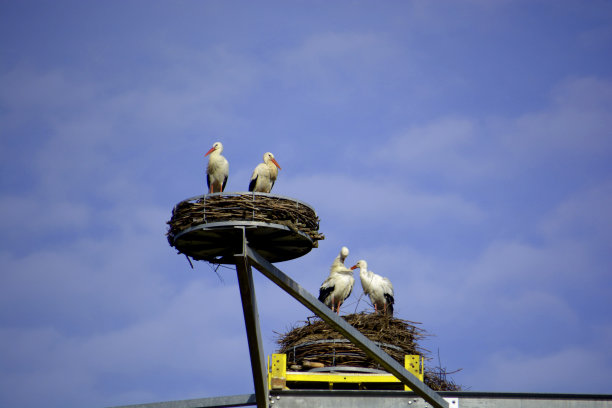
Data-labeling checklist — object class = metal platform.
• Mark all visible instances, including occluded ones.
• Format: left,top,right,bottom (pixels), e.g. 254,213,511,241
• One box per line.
268,390,612,408
111,391,612,408
172,220,314,263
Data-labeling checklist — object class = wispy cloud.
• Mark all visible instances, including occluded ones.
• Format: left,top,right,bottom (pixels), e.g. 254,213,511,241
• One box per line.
539,180,612,247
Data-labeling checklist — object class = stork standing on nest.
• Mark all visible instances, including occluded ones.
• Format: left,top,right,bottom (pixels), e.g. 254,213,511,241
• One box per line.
318,246,354,314
352,260,394,316
205,142,229,194
249,152,281,193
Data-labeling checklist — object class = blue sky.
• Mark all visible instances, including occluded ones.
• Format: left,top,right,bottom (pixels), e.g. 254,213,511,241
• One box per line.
1,1,611,407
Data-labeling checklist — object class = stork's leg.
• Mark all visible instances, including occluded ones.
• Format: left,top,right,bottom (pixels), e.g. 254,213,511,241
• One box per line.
374,303,378,313
336,300,342,314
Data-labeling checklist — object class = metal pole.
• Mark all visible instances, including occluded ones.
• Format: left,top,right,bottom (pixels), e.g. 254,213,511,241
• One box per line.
246,246,448,408
235,229,268,408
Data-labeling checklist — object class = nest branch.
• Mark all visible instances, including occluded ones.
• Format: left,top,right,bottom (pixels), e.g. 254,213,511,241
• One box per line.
166,193,325,244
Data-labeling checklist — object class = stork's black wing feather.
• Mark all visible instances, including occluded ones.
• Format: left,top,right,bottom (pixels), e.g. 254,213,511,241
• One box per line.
384,293,395,316
318,285,334,305
248,175,257,192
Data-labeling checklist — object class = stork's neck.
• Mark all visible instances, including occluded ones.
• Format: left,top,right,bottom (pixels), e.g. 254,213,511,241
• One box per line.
360,268,372,280
337,268,353,276
331,255,345,270
267,160,278,174
208,150,226,170
332,264,351,275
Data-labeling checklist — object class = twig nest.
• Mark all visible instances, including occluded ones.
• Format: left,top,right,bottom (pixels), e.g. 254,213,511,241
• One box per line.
166,192,325,263
275,312,461,391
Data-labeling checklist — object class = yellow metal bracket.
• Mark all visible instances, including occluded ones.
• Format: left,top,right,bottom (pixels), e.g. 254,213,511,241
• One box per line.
268,354,287,390
268,353,425,391
404,354,424,390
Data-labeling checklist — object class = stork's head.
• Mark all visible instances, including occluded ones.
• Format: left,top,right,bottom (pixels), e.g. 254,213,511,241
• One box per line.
339,246,349,260
351,260,367,271
205,142,223,156
264,152,281,169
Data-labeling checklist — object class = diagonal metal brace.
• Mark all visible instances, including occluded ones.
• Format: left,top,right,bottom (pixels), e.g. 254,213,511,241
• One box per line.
246,245,448,408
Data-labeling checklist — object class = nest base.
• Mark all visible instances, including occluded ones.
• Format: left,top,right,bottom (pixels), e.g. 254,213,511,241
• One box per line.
276,313,460,391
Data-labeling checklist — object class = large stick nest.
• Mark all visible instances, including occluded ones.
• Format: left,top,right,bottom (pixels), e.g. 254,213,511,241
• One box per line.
276,313,461,391
166,192,325,245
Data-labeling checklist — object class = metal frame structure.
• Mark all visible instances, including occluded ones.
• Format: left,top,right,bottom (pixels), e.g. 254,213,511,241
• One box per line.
111,196,612,408
232,228,449,408
112,223,612,408
139,199,448,408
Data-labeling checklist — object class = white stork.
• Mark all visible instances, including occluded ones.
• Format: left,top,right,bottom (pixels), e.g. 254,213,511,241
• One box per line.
248,152,281,193
318,246,355,314
204,142,229,194
351,260,394,316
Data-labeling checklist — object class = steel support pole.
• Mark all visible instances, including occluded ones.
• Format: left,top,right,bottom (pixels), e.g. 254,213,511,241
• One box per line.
246,246,448,408
235,230,268,408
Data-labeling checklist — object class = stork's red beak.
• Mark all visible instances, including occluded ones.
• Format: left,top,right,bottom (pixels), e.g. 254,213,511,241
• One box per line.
204,146,216,156
350,265,358,270
270,157,281,170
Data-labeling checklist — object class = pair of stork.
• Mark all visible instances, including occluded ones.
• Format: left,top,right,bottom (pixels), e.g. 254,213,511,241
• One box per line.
318,247,395,316
204,142,281,194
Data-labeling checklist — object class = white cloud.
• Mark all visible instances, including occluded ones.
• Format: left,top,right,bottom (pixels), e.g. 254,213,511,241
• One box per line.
281,32,395,78
462,240,589,292
539,180,612,248
0,278,254,407
278,32,399,104
0,194,92,234
384,117,476,160
468,344,612,393
501,77,612,159
375,116,495,181
374,77,612,184
280,172,485,229
0,67,97,114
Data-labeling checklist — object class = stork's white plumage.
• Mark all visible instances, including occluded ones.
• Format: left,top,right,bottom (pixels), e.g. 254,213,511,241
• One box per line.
352,260,394,316
205,142,229,194
330,246,350,273
249,152,281,193
318,246,354,314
